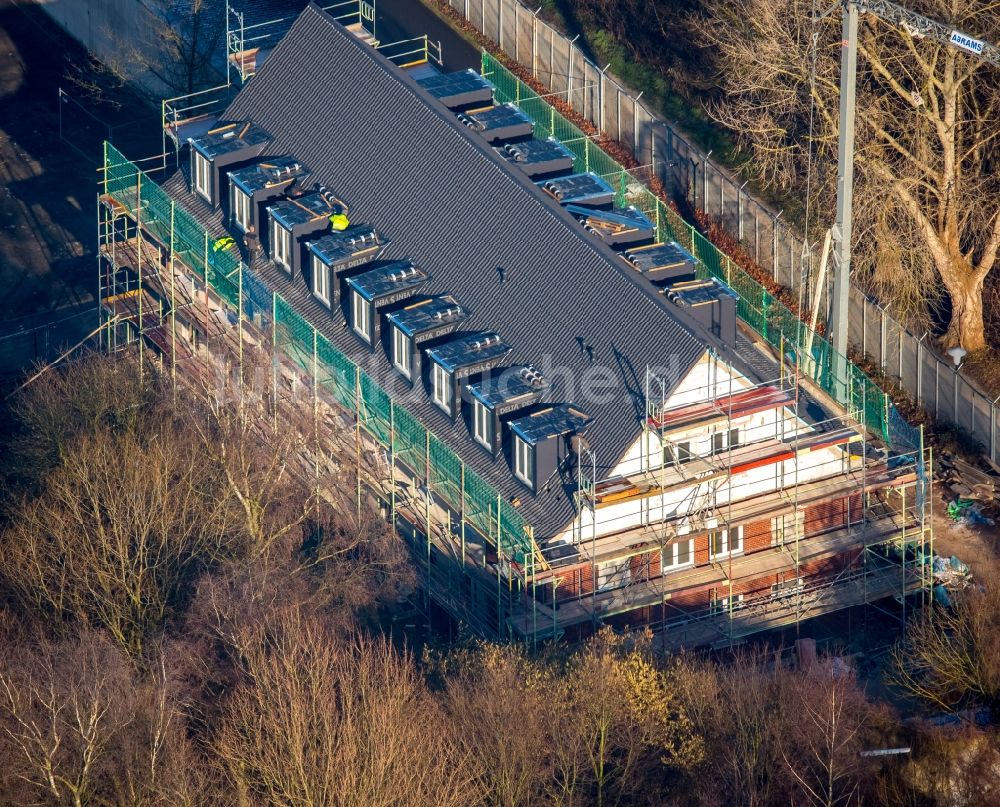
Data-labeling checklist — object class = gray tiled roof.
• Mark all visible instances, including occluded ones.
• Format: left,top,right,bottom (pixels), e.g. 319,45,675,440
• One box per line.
164,3,719,538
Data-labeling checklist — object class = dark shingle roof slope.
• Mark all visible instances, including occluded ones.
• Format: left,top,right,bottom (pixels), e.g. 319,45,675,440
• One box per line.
171,3,714,537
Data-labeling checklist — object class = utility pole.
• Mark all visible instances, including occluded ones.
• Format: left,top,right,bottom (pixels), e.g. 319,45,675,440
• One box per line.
831,1,858,400
829,0,999,401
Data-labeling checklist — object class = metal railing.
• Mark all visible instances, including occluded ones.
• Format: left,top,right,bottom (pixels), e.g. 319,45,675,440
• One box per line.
227,1,377,83
377,35,444,68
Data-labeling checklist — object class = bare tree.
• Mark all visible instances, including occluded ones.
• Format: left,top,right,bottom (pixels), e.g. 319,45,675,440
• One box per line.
94,0,226,97
777,663,883,807
695,0,1000,349
0,426,242,658
435,642,556,806
212,613,479,807
891,567,1000,712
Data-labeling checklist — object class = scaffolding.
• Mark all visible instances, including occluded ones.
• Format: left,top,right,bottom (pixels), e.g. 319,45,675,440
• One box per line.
99,132,931,652
227,1,377,84
499,359,932,648
161,1,441,173
96,22,933,651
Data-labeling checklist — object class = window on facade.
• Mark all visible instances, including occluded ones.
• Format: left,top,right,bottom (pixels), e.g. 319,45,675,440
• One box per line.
514,435,534,487
232,187,251,231
663,538,693,569
712,428,741,455
193,151,211,199
271,218,292,270
664,441,691,466
712,593,744,614
596,558,631,592
392,326,412,378
432,361,452,414
710,526,744,559
473,398,492,448
352,290,371,342
312,256,331,305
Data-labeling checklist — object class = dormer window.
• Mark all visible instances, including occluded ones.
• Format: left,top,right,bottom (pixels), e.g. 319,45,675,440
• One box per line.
232,186,251,231
193,151,211,200
473,398,492,448
432,361,451,414
312,254,331,306
514,435,534,487
271,218,292,270
392,326,412,378
352,289,371,342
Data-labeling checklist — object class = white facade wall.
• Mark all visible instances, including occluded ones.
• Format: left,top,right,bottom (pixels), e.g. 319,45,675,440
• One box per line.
553,351,852,546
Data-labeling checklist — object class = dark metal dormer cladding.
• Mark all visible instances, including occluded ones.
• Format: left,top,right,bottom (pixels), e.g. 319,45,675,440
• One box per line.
498,138,575,179
415,68,494,109
508,404,591,493
568,205,655,248
306,225,388,310
186,4,711,538
345,260,429,350
426,333,512,422
664,278,740,349
537,172,615,208
623,241,700,286
468,365,549,458
385,295,467,384
457,103,533,143
266,189,347,278
228,156,309,235
189,121,271,208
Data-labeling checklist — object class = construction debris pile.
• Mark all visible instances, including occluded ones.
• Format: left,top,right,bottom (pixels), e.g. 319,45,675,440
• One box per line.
938,452,1000,526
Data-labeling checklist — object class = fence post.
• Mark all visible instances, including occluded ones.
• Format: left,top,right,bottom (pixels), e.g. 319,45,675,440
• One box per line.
880,306,887,371
862,298,867,358
513,1,518,61
772,210,783,282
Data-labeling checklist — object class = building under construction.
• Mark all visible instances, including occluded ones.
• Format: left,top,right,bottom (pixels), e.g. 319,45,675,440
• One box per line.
98,2,932,649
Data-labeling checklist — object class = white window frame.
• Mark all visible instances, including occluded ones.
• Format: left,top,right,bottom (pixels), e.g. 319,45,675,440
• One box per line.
663,538,694,569
514,435,534,487
312,255,331,306
271,217,292,270
352,290,371,342
432,361,451,414
392,326,412,378
193,150,211,200
709,526,744,559
473,398,492,448
232,186,251,231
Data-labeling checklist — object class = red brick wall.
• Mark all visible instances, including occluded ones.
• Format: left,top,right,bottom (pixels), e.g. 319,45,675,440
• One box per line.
695,533,709,565
552,564,594,601
744,518,773,552
803,494,863,537
629,548,662,583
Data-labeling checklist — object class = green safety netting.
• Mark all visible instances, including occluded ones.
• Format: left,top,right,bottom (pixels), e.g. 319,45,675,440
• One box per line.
393,404,426,475
359,370,392,446
463,465,497,542
481,51,905,448
104,143,138,210
274,293,315,374
429,434,463,513
103,142,543,570
316,333,356,411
